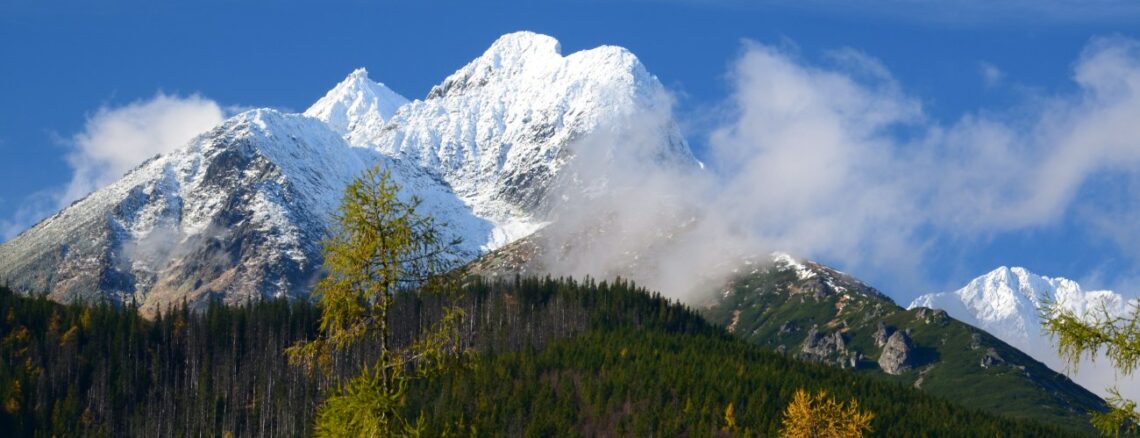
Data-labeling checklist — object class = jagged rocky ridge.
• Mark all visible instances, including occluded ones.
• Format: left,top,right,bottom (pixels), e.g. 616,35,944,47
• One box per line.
0,31,694,314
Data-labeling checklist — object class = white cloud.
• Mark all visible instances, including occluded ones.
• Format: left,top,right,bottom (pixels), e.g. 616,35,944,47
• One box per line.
979,62,1004,87
538,35,1140,400
1,93,224,242
538,36,1140,307
62,93,224,205
0,189,60,241
707,41,927,280
701,37,1140,292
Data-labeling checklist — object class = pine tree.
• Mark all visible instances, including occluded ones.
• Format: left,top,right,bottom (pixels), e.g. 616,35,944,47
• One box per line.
780,388,874,438
1042,298,1140,436
286,165,467,437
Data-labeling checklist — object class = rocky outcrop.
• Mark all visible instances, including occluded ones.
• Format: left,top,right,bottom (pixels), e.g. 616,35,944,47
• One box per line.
797,278,832,299
969,332,983,350
799,326,861,369
980,347,1007,369
873,321,893,348
878,331,915,375
914,307,948,324
801,326,844,357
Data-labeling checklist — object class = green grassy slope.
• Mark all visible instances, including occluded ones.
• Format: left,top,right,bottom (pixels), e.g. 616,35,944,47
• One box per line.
699,259,1105,434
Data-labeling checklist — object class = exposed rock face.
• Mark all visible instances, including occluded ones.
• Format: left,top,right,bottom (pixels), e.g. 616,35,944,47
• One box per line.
981,347,1007,369
969,332,984,350
878,331,915,375
914,307,948,324
799,326,860,369
798,278,832,299
801,326,844,357
873,321,893,348
778,320,799,335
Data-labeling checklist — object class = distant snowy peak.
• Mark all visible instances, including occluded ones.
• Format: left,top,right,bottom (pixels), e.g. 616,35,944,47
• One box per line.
304,68,409,142
909,266,1134,345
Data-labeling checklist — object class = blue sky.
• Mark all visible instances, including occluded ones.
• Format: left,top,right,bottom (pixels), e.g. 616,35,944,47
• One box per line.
3,0,1140,300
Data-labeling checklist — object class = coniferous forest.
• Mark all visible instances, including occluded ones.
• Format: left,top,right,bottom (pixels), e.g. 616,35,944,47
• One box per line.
0,278,1086,437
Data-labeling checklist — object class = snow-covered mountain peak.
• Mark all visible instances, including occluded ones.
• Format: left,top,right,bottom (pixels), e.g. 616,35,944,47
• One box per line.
347,31,691,244
427,31,653,102
476,31,562,70
910,266,1138,400
0,31,694,316
911,266,1135,346
304,67,409,139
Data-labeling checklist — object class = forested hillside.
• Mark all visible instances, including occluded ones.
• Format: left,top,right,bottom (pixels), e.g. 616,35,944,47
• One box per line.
700,256,1107,434
0,280,1084,436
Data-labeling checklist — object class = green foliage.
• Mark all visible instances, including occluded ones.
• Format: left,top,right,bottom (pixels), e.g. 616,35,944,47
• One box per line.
314,367,420,437
0,287,324,437
1043,297,1140,436
403,324,1078,437
0,277,1090,437
703,265,1108,433
286,165,467,437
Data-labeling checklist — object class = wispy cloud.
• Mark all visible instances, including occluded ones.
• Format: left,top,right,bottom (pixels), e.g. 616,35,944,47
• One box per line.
0,189,61,241
542,35,1140,305
63,93,224,205
1,93,224,241
710,36,1140,293
979,62,1005,88
539,34,1140,402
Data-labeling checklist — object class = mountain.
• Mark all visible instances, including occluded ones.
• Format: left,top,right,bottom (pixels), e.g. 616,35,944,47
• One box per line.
0,32,692,314
694,254,1106,432
348,31,693,243
0,110,485,314
464,239,1109,431
909,266,1140,402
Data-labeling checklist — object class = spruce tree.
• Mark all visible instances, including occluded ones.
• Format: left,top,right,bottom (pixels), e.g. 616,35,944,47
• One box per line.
286,165,467,437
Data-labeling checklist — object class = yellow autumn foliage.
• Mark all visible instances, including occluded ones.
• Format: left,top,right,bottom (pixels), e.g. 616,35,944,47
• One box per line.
780,388,874,438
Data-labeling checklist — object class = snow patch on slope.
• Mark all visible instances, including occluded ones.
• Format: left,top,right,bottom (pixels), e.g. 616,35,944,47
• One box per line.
772,251,817,280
